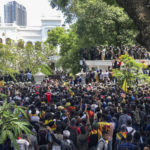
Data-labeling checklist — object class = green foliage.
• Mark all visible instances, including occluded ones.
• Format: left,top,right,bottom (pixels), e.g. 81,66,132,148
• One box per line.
50,0,138,47
113,54,150,88
47,27,66,47
32,64,52,76
48,0,139,74
103,0,117,5
35,41,42,50
0,40,56,78
0,43,19,80
47,27,81,74
75,0,137,47
0,94,31,150
17,39,24,49
11,41,55,75
0,38,57,78
57,44,81,74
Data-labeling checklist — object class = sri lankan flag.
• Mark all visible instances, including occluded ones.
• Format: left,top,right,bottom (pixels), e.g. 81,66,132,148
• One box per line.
116,131,128,140
44,120,56,131
122,79,127,93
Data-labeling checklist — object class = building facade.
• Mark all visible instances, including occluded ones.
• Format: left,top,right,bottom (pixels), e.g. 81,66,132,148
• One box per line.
0,15,62,45
4,1,27,26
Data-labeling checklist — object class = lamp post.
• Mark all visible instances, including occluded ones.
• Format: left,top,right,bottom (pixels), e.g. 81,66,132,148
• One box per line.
33,68,45,84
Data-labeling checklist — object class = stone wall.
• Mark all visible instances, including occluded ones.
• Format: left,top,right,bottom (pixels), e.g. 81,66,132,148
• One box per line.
85,59,150,71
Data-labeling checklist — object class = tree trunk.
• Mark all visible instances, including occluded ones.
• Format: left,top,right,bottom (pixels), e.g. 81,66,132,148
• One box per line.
116,0,150,50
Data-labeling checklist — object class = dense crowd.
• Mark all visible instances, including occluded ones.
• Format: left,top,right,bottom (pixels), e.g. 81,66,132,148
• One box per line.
80,46,150,60
0,73,150,150
1,71,33,83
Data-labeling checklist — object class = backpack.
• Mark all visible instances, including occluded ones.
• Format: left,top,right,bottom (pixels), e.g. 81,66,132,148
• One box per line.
69,127,78,147
38,129,49,145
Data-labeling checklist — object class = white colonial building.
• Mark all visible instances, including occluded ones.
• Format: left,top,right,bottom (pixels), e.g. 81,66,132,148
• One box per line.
0,15,62,45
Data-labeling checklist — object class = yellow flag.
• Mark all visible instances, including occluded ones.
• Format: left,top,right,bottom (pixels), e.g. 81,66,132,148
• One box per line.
122,79,127,93
0,80,4,87
63,82,68,86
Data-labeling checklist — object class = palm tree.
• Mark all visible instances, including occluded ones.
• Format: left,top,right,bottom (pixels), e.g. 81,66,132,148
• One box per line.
0,93,31,150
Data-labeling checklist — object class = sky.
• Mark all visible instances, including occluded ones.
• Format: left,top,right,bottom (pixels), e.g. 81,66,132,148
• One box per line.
0,0,63,26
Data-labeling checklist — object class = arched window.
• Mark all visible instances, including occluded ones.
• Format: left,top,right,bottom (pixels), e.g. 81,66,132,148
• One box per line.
35,41,42,50
17,39,24,49
6,38,11,45
26,41,33,45
47,30,50,35
25,41,33,50
0,38,2,43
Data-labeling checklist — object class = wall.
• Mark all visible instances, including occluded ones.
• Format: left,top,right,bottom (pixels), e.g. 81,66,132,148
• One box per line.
0,17,62,44
85,60,150,71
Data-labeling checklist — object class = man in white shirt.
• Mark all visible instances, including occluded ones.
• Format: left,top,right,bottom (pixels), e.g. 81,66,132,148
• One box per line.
15,137,29,150
104,70,109,79
102,47,106,60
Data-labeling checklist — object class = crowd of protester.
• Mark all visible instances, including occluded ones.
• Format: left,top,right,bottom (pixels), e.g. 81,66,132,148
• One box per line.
2,71,69,83
0,72,150,150
80,46,150,60
1,71,33,83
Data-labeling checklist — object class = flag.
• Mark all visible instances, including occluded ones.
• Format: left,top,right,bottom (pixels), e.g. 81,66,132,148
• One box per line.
116,131,128,140
122,79,127,93
68,87,75,96
63,82,68,86
0,80,4,87
63,82,74,96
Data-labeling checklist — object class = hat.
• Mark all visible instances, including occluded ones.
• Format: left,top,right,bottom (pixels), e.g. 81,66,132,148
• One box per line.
65,102,71,107
58,106,64,110
107,96,111,100
63,130,70,138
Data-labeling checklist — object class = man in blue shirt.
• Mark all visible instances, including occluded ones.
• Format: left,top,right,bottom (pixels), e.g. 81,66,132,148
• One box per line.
27,72,32,81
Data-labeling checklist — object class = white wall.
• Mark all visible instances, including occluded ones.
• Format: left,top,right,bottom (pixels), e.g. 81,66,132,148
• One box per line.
0,17,62,44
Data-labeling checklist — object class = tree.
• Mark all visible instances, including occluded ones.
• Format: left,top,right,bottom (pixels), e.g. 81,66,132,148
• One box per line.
35,41,42,50
47,27,81,74
47,27,66,47
17,39,24,49
0,43,18,80
116,0,150,50
12,42,52,76
75,1,137,47
51,0,150,50
50,0,138,47
0,94,31,150
113,54,150,89
0,39,55,78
